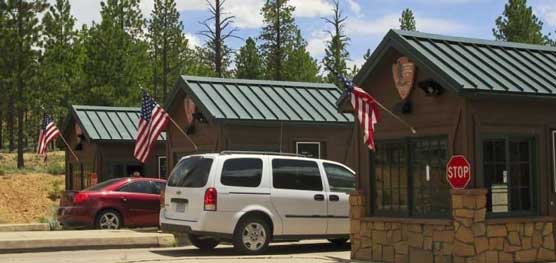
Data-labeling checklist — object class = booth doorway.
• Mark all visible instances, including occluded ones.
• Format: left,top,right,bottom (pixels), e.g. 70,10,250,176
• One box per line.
482,136,536,215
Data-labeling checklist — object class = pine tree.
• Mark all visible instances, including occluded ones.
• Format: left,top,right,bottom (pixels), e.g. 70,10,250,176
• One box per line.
259,0,298,81
148,0,191,101
283,30,319,82
84,0,150,106
363,48,371,60
0,0,8,150
39,0,79,119
493,0,547,44
3,0,48,168
399,8,416,31
322,0,349,87
235,37,263,79
199,0,237,77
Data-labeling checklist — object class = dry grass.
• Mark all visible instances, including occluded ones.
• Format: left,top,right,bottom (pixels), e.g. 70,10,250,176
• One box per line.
0,151,65,223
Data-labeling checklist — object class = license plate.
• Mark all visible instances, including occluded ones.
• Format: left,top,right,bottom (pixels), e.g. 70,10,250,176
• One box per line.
175,202,186,213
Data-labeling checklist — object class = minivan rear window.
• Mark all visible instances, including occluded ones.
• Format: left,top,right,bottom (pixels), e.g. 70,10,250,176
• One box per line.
168,157,213,188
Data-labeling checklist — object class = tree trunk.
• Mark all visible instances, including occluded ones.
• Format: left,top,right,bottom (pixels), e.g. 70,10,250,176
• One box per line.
7,96,14,152
17,80,24,169
0,105,3,150
215,0,222,77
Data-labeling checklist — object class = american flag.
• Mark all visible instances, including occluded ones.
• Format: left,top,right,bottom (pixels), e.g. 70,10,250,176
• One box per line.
37,114,61,160
338,75,381,150
134,90,170,163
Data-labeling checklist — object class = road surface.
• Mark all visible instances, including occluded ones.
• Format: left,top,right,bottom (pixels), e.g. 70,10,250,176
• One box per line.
1,240,351,263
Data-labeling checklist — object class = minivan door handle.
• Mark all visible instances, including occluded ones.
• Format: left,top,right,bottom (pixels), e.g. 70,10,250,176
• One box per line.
314,194,325,201
329,195,340,202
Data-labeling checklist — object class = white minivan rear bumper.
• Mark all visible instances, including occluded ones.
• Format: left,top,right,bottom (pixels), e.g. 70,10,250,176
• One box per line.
160,208,241,237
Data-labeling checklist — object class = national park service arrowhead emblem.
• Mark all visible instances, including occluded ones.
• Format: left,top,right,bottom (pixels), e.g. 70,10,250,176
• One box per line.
392,56,416,100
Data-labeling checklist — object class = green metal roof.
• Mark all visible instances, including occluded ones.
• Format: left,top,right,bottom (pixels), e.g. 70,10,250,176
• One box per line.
355,29,556,97
173,75,354,124
66,105,166,143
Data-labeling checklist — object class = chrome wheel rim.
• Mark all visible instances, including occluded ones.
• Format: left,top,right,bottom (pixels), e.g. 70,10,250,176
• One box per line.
241,222,266,251
99,212,120,229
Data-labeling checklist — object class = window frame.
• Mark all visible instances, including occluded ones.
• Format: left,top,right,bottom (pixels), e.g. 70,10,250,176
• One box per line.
553,130,556,193
158,156,167,179
296,141,321,158
480,134,537,217
370,136,450,218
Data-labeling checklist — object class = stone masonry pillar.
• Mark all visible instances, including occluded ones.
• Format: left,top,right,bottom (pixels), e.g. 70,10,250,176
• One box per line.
451,189,488,263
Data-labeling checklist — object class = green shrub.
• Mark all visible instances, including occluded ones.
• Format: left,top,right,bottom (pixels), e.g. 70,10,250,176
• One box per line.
39,206,62,230
48,180,63,201
46,163,65,175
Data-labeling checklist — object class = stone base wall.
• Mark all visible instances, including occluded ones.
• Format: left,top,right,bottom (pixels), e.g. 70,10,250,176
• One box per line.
350,190,556,263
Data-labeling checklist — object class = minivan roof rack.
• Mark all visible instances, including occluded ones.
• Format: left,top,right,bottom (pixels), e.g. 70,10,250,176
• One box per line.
219,151,307,157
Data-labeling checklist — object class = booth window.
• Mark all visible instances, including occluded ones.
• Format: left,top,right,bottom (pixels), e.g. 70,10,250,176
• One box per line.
371,137,450,218
483,136,536,215
553,131,556,193
296,142,321,158
158,156,168,178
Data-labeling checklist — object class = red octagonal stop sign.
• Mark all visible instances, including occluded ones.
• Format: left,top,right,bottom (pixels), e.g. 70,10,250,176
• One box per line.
446,155,471,189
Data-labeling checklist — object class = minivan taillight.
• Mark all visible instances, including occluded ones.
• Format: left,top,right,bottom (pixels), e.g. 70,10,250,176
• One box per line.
160,187,166,208
73,192,89,204
204,187,217,211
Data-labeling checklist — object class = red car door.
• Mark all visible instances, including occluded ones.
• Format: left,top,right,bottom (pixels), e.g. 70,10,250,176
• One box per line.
118,181,161,227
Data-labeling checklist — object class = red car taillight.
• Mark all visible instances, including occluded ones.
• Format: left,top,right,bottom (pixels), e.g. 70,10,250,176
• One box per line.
160,187,166,208
73,192,89,204
204,187,217,211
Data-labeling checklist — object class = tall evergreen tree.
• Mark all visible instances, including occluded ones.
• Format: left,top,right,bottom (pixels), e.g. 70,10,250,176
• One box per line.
283,30,319,82
399,8,416,31
235,37,263,79
148,0,191,101
0,0,8,150
83,0,150,106
39,0,79,120
199,0,237,77
493,0,547,44
3,0,47,168
259,0,298,81
322,0,349,87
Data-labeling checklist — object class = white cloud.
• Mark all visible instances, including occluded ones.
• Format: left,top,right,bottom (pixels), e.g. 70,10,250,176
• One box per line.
346,0,361,15
291,0,333,17
537,4,556,26
347,57,366,71
307,30,329,58
185,33,201,48
346,13,469,36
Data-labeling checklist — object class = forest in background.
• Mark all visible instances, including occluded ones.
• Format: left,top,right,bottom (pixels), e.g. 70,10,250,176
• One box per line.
0,0,553,168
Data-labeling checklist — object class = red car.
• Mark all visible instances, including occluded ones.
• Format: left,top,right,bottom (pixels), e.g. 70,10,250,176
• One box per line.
58,177,166,229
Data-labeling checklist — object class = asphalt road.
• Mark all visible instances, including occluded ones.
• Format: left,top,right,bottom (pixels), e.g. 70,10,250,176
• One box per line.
0,240,351,263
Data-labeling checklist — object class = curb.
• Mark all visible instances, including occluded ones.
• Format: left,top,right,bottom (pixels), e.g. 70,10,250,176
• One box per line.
0,224,50,232
0,231,175,253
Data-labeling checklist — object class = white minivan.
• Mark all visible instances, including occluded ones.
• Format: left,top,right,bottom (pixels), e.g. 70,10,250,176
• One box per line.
160,151,355,254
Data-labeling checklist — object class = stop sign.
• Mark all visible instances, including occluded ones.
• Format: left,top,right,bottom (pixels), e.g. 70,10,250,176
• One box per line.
446,155,471,189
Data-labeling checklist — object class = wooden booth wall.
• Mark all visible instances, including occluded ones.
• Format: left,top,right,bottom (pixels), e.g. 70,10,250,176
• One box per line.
166,88,355,171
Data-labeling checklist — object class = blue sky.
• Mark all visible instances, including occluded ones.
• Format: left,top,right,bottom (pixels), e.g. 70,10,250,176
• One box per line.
60,0,556,69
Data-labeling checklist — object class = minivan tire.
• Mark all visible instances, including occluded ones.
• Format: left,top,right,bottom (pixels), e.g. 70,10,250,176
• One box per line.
233,217,271,254
188,234,219,250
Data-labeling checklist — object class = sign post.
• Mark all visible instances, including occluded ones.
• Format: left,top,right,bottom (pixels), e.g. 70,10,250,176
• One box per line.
446,155,471,189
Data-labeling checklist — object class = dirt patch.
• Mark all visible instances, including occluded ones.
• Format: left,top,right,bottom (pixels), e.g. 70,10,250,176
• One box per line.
0,173,64,223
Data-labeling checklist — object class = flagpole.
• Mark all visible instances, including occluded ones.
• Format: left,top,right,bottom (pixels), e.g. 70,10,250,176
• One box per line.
372,99,417,134
167,117,199,151
59,134,80,162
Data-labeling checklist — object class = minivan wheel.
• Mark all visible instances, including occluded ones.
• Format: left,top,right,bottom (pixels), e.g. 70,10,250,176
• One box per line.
233,217,271,254
96,209,122,230
188,234,219,250
328,238,349,246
